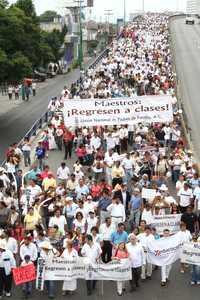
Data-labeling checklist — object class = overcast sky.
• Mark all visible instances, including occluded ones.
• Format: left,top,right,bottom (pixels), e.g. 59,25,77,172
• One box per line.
9,0,187,21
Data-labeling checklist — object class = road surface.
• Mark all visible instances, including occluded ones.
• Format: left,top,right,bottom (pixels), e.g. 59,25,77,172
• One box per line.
0,70,81,163
170,17,200,162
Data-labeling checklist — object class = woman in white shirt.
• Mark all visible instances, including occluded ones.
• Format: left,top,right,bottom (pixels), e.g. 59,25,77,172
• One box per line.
73,212,86,234
61,241,78,295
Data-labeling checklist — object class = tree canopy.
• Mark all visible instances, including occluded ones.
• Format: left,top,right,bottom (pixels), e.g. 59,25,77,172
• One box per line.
39,10,61,23
0,0,67,83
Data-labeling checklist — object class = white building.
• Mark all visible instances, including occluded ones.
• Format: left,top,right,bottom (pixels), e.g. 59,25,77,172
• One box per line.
186,0,200,14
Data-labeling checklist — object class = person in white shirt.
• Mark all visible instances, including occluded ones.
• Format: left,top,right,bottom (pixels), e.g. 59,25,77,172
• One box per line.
90,134,101,151
104,149,114,185
122,153,133,183
0,168,10,189
81,234,102,295
40,241,58,299
26,180,42,204
178,222,192,273
141,204,153,225
22,138,31,167
2,229,18,256
161,229,172,286
0,241,16,297
137,226,154,279
194,181,200,215
83,195,97,217
57,162,70,186
99,217,115,263
107,198,126,229
20,236,38,262
178,182,193,213
127,234,145,292
61,241,78,295
86,211,98,234
49,209,67,235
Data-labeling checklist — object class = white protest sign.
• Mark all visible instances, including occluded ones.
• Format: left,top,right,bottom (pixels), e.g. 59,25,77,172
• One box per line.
181,242,200,266
63,96,173,127
142,188,156,200
147,233,184,266
151,214,182,235
42,257,132,281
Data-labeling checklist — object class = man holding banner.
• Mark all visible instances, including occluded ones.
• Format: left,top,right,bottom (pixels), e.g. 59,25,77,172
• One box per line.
81,234,102,295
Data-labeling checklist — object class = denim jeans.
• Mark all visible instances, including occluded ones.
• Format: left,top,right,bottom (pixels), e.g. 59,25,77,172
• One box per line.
23,282,32,294
191,265,200,282
45,280,55,297
23,151,31,166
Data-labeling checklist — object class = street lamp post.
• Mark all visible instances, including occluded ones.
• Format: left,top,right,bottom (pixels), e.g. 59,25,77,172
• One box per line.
78,0,83,70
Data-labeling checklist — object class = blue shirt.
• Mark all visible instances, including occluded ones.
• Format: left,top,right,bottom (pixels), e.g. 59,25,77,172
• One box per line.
111,231,128,245
130,195,141,210
75,185,89,199
98,197,112,210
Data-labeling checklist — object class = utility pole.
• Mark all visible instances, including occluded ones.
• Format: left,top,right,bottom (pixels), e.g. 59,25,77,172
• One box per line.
142,0,145,13
124,0,126,26
65,0,86,70
104,9,113,35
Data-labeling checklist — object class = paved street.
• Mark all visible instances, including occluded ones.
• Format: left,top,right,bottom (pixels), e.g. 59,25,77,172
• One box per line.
0,69,80,163
170,17,200,162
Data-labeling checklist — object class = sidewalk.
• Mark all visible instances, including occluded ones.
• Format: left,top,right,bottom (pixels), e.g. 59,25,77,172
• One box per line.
0,56,93,117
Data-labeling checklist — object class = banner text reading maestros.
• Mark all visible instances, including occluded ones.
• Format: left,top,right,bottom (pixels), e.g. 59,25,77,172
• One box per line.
63,96,173,127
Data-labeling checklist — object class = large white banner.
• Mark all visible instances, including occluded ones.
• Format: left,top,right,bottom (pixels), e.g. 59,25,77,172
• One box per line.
37,257,132,285
151,214,182,235
63,96,173,127
147,233,184,266
181,242,200,266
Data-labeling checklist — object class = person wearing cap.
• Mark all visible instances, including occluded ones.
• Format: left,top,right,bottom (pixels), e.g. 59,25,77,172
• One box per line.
61,240,78,295
0,241,16,298
40,241,58,299
81,234,102,295
127,234,145,292
84,195,97,218
63,197,78,231
20,235,38,263
160,229,172,287
129,188,142,227
137,225,154,280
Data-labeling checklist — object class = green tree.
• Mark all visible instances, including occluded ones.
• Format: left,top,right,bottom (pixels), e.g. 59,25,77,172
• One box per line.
39,10,61,23
14,0,36,19
0,0,8,9
9,52,32,81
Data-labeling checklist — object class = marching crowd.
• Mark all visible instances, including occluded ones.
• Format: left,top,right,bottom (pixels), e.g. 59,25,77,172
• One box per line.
1,13,200,299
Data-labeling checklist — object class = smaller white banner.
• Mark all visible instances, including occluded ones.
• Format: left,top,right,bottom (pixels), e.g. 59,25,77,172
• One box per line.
142,188,156,200
147,233,184,266
181,242,200,266
42,257,132,281
151,214,182,235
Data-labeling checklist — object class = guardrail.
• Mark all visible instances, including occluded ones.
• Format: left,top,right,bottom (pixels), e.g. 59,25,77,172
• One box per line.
169,14,193,149
1,47,110,167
